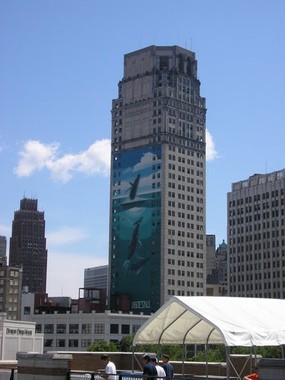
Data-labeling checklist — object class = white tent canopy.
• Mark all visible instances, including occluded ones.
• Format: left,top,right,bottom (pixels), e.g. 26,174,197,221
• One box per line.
133,296,285,347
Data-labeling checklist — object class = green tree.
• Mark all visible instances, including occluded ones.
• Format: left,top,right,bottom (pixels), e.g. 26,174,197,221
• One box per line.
119,334,135,352
87,340,119,352
190,345,283,362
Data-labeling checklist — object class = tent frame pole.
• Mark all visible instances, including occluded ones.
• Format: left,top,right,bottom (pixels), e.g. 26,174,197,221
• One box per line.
205,343,209,380
226,346,230,380
131,345,134,373
182,343,186,376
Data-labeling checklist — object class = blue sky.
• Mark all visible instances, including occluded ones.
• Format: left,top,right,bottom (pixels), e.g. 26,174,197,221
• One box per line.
1,1,284,298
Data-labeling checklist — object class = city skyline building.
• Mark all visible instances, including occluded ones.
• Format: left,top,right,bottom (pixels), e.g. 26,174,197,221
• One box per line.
0,236,7,266
84,265,108,291
21,293,148,352
206,234,216,277
9,198,48,294
0,265,23,320
109,45,206,314
228,169,285,298
206,238,227,296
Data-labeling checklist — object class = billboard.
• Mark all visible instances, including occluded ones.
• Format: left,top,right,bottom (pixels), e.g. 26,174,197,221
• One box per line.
111,145,161,313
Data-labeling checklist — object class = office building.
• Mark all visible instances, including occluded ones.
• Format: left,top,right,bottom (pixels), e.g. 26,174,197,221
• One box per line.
109,46,206,314
21,293,149,352
0,236,7,266
0,233,23,320
206,239,227,296
83,265,108,309
9,198,48,294
0,265,23,320
0,313,43,360
84,265,108,290
228,169,285,298
206,234,216,276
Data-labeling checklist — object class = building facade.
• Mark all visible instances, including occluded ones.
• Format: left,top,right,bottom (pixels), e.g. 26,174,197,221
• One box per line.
9,198,48,294
206,234,216,276
0,313,43,360
228,169,285,298
0,236,7,266
206,239,227,296
109,46,206,314
84,265,108,290
0,265,23,320
21,293,149,352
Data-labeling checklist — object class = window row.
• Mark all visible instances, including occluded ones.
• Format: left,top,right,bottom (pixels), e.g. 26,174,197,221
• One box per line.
37,323,141,335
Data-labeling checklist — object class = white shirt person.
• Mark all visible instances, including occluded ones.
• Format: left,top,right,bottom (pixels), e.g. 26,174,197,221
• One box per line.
99,354,117,380
150,357,166,379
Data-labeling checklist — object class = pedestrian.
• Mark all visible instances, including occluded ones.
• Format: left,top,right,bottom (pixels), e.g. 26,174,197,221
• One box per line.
243,366,259,380
161,354,174,380
98,354,117,380
150,357,166,379
142,354,157,380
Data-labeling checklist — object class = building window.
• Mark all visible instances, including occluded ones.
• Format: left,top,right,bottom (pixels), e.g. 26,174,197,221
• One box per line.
69,324,79,334
44,339,53,347
132,325,141,334
69,339,79,347
36,324,42,333
56,339,66,347
44,324,54,334
56,324,66,334
94,323,105,334
81,339,92,348
110,324,119,334
82,324,92,334
24,306,31,315
160,56,169,70
121,324,130,334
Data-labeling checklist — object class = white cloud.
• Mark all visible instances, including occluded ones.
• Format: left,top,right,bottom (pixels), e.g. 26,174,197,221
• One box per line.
15,139,111,183
15,140,59,177
47,227,89,247
77,140,111,177
15,133,217,183
206,129,218,161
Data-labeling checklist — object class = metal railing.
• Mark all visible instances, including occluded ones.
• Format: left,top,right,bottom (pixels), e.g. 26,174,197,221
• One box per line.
69,372,144,380
69,373,121,380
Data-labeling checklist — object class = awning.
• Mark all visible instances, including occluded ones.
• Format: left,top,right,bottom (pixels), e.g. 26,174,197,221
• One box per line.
133,296,285,347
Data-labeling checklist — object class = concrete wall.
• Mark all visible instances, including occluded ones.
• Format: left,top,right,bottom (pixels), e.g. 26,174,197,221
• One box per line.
258,358,285,380
0,315,43,360
16,351,282,380
51,351,256,378
17,352,72,380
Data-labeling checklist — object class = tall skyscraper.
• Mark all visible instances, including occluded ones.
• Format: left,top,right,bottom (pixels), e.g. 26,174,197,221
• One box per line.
206,234,216,277
9,198,48,294
0,236,7,266
109,46,206,314
228,170,285,298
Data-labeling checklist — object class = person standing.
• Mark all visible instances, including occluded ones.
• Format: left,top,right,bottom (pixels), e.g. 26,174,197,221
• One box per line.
142,354,157,380
99,354,117,380
162,354,174,380
150,357,166,379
